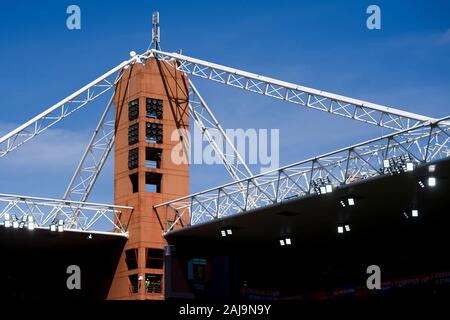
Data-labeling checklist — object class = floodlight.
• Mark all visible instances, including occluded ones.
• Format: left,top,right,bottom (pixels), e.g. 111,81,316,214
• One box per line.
340,201,346,207
345,225,350,232
406,162,414,172
221,230,226,237
12,221,19,229
326,185,333,193
428,177,436,187
383,160,390,168
412,210,419,217
226,229,232,235
285,238,292,245
28,222,35,231
348,198,355,206
50,224,57,232
337,226,344,234
279,239,285,246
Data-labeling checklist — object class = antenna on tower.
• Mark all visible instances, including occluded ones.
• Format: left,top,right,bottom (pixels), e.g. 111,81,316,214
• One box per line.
152,11,161,50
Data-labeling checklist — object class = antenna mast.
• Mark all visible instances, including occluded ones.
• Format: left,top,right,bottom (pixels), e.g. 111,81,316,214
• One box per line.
152,11,161,50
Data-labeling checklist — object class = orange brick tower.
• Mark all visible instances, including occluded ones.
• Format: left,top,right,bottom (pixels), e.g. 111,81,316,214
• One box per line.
107,57,189,300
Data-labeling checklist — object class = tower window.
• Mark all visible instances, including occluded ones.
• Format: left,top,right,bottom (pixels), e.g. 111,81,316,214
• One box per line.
128,123,139,145
128,274,139,294
146,248,164,269
145,274,162,294
128,99,139,121
146,98,163,119
146,122,163,144
125,248,138,270
145,172,162,193
129,173,139,193
146,147,162,169
128,148,139,170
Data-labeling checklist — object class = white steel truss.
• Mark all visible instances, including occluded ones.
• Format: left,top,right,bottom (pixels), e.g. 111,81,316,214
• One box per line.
63,93,116,202
0,193,132,236
0,55,140,158
155,116,450,234
188,79,253,181
149,50,435,131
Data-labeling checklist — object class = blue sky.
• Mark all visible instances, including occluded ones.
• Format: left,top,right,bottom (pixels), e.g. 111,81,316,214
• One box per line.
0,0,449,204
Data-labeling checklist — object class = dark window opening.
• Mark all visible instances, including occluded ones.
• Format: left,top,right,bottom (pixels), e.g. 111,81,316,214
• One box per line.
146,248,164,269
146,147,162,169
146,98,163,119
125,248,138,270
145,274,162,294
145,172,162,193
128,123,139,145
128,148,139,170
146,122,163,144
130,173,139,193
128,274,139,294
128,99,139,121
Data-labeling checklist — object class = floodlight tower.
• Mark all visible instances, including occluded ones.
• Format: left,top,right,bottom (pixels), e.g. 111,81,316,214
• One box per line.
107,13,189,300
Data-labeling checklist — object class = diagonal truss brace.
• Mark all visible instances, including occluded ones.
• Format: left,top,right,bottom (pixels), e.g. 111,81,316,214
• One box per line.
63,93,116,202
0,55,140,158
150,50,435,131
188,79,253,181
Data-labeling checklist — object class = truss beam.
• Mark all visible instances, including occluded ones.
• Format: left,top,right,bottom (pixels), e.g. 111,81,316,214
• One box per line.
0,193,132,236
63,93,116,202
0,56,139,158
149,50,435,131
155,116,449,233
188,79,253,181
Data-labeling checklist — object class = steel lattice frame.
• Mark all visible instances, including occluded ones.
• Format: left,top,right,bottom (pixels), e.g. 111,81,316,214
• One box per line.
63,93,116,202
0,48,446,236
187,79,253,181
149,50,434,131
155,116,450,233
0,56,139,158
0,193,132,236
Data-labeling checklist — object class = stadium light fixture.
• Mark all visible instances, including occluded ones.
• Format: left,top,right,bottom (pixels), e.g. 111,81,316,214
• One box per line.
4,213,11,228
27,215,35,231
279,237,292,246
348,198,355,206
406,162,414,172
57,219,64,232
220,227,233,237
338,224,351,234
428,177,436,187
412,209,419,218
